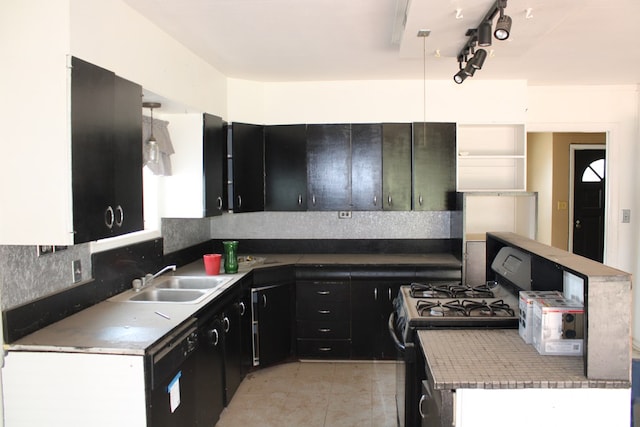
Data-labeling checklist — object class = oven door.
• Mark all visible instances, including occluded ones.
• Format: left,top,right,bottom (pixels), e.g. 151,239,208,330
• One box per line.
388,311,417,427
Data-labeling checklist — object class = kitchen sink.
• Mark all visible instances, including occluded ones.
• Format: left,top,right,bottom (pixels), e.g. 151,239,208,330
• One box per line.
154,276,231,290
127,289,207,303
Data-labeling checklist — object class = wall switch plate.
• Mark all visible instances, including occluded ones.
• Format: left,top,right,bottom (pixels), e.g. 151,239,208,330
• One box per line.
338,211,352,219
72,260,82,283
622,209,631,223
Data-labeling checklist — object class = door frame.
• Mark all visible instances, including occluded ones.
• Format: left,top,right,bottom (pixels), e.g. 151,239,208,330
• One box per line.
568,144,607,256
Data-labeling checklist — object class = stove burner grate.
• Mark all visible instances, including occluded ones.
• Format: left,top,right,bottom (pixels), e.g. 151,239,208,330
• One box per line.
410,282,496,299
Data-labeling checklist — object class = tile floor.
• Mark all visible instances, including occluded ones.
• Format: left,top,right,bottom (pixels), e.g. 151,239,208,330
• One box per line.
216,361,398,427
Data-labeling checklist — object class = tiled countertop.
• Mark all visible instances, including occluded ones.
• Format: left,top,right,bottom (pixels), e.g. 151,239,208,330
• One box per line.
417,329,630,389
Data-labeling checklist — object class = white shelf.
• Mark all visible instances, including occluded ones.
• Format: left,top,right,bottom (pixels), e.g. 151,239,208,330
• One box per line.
457,124,526,191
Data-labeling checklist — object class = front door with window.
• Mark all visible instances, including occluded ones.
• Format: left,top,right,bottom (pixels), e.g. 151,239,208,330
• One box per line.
572,148,606,262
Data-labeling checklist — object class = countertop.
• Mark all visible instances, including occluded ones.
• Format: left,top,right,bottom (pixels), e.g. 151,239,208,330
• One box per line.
7,253,460,356
417,329,630,389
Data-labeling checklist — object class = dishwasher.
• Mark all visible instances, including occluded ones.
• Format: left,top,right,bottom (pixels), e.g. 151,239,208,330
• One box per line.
147,318,199,427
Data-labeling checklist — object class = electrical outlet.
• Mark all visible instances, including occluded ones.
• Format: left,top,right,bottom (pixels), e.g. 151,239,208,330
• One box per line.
72,260,82,283
338,211,352,219
622,209,631,223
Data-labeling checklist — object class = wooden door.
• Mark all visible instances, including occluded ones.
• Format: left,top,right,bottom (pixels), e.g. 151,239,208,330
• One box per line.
572,148,606,262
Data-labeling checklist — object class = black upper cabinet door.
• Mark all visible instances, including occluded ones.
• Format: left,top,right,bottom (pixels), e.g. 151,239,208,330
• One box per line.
264,124,307,211
71,57,114,242
72,58,143,243
203,113,226,216
232,122,264,213
112,75,143,235
351,124,382,211
382,123,412,211
306,124,351,211
413,122,456,211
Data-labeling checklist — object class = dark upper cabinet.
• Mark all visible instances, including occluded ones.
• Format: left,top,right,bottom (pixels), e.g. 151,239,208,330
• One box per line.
203,113,227,216
231,122,264,213
382,123,412,211
71,57,143,243
351,124,382,211
306,124,351,210
412,122,456,211
264,124,307,211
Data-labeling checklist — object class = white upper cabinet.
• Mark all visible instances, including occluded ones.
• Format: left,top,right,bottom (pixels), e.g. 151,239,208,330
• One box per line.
457,124,526,191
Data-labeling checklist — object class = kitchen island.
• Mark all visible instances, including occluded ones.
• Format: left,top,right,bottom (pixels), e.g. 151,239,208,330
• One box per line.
417,329,630,426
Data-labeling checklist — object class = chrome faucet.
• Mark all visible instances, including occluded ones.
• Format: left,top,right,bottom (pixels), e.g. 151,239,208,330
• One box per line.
133,265,177,291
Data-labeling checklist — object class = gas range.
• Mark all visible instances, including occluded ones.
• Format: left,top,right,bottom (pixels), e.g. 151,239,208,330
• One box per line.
397,282,519,341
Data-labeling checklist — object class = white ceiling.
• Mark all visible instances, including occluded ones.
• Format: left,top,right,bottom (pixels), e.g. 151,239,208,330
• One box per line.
124,0,640,85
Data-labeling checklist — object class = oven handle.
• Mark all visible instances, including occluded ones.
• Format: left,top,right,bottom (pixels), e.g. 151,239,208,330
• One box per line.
387,311,405,352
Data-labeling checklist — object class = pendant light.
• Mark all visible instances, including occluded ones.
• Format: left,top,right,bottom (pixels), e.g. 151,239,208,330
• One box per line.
143,101,161,164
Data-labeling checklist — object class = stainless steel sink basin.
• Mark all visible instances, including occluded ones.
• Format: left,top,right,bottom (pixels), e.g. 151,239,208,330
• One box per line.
128,289,207,303
154,276,231,290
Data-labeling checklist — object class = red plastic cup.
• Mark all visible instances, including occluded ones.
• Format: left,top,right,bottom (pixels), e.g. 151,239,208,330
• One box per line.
203,254,222,275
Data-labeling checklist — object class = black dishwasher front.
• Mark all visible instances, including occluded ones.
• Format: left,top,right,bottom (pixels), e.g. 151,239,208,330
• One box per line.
147,318,199,427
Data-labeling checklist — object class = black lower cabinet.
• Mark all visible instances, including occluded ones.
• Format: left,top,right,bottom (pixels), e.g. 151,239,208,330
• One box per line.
296,277,351,359
221,295,244,405
195,314,225,426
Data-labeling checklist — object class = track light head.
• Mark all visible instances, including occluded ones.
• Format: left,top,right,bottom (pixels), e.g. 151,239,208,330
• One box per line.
477,21,492,47
463,62,476,77
453,69,468,84
494,14,512,40
470,49,487,70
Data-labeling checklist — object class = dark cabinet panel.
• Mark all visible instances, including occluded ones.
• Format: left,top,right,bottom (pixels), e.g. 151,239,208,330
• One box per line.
351,124,382,210
253,283,292,367
203,113,227,216
382,123,412,211
413,122,456,211
221,296,244,405
306,124,351,210
232,122,264,213
264,124,307,211
71,57,143,243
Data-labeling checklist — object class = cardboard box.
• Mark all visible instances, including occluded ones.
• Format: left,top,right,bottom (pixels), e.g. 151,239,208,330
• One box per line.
532,297,584,356
518,291,563,344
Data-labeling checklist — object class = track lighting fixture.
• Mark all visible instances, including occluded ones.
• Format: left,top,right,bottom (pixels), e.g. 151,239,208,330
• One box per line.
452,0,511,83
477,21,492,47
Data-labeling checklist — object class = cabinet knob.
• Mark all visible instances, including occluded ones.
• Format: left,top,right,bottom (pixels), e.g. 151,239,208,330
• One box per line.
238,301,246,316
312,194,316,206
419,394,427,418
387,194,392,206
418,195,424,206
373,195,377,206
237,195,242,208
115,205,124,227
217,196,223,210
223,316,230,333
374,287,378,300
262,294,267,308
298,194,302,206
104,206,114,229
389,288,392,301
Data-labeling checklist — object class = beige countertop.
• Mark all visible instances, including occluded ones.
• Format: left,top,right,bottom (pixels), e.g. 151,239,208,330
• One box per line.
7,253,460,355
417,329,630,389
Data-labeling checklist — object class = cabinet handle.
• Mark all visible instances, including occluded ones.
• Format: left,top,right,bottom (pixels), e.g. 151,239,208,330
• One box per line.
387,194,392,206
389,288,392,301
262,294,267,308
419,194,424,206
239,302,246,316
298,194,302,206
223,316,230,333
374,287,378,300
318,310,331,314
318,347,332,352
208,328,219,347
217,196,223,210
318,328,332,333
317,290,330,295
312,194,316,206
237,195,242,208
373,195,377,206
114,205,124,227
104,206,114,229
419,394,427,418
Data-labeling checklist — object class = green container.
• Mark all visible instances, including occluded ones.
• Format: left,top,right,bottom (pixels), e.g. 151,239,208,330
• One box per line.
223,241,239,273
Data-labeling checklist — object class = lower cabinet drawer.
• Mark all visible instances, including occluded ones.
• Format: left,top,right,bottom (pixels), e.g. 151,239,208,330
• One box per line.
296,300,350,321
296,320,350,339
297,339,351,359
